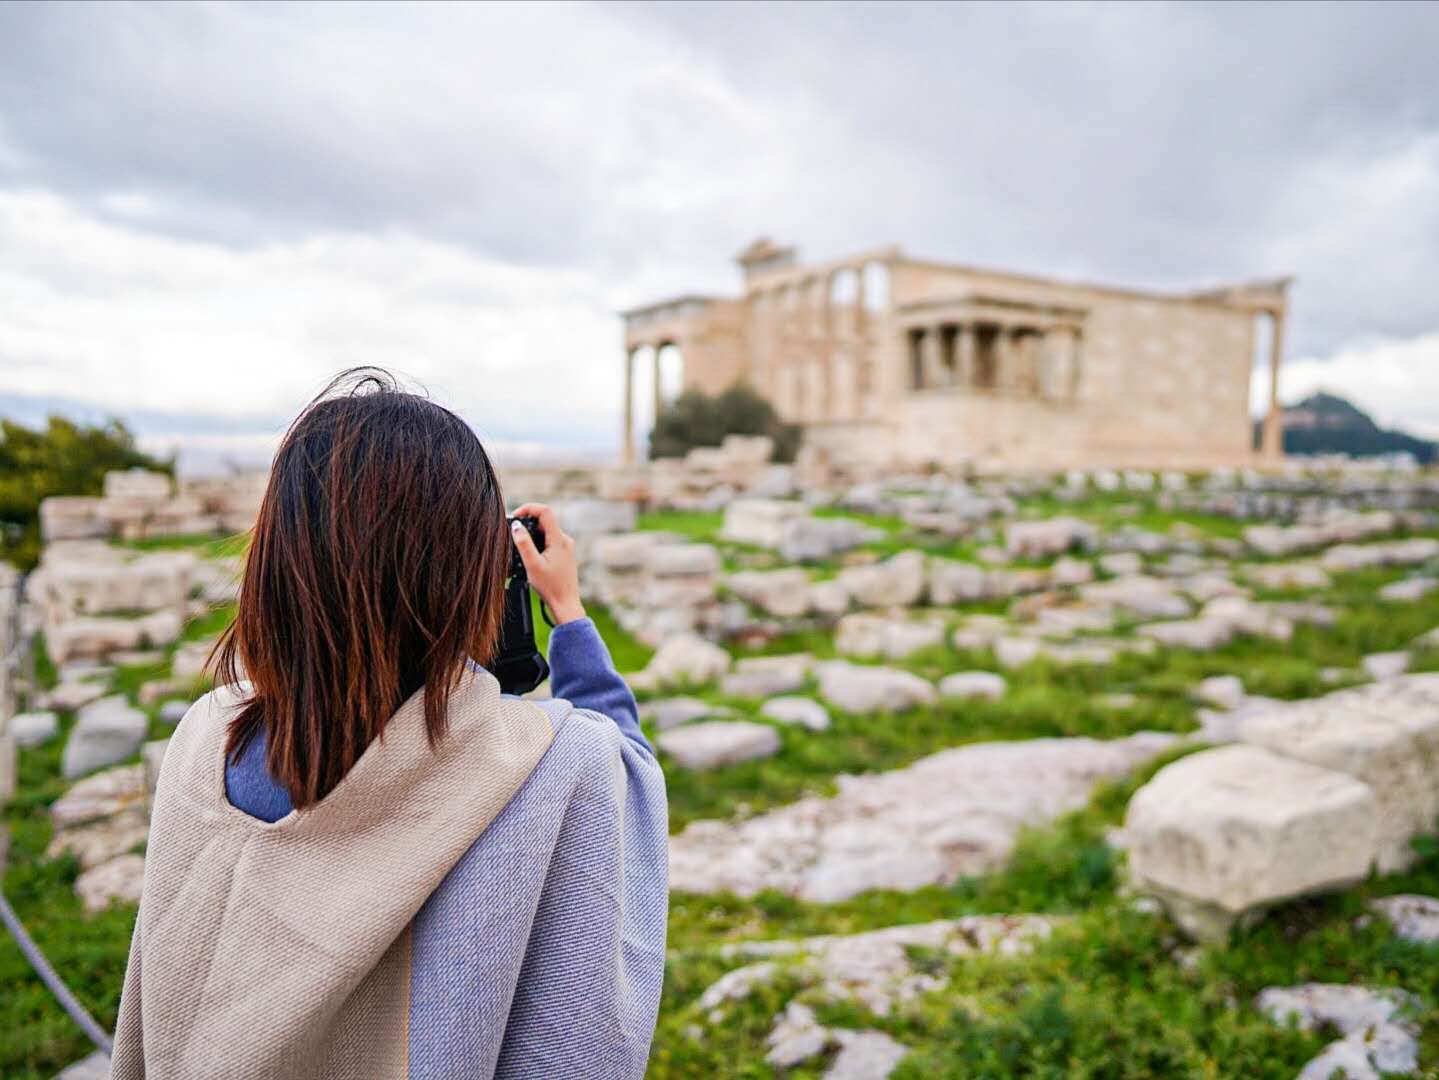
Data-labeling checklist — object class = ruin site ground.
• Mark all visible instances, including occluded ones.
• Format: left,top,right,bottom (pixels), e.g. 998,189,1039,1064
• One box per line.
4,456,1439,1079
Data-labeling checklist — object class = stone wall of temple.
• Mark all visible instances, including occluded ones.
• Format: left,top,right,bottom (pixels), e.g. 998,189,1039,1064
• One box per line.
621,240,1285,470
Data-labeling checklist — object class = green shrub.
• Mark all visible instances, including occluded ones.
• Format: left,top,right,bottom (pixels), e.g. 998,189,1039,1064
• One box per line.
649,383,801,463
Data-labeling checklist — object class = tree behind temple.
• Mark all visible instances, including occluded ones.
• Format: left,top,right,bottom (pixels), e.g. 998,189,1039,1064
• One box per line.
649,383,801,463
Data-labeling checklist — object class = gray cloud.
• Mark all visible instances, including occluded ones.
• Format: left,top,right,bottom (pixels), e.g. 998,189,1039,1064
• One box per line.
0,0,1437,444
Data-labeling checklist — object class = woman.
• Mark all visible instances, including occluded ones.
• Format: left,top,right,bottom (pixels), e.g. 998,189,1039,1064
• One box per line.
110,370,668,1079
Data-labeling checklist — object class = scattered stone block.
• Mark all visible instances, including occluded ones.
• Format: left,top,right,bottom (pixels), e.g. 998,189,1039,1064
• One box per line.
817,662,936,714
825,1030,910,1080
1099,552,1144,577
1082,575,1193,620
672,733,1174,900
726,567,811,618
45,680,110,712
75,853,146,913
48,806,149,870
928,558,989,604
51,764,146,830
639,697,722,731
835,613,944,660
994,637,1043,669
1201,595,1292,641
951,614,1010,651
1194,675,1245,710
1245,562,1332,591
1137,618,1234,652
656,720,781,770
1125,745,1379,941
836,551,926,608
722,654,811,698
1257,984,1420,1080
1379,576,1436,603
551,498,637,536
641,634,732,688
765,1002,829,1069
1049,556,1094,587
1369,894,1439,944
805,579,851,617
760,696,831,732
62,696,149,779
170,640,216,681
938,671,1007,701
1362,651,1410,680
1006,516,1096,559
1239,697,1439,872
10,710,60,747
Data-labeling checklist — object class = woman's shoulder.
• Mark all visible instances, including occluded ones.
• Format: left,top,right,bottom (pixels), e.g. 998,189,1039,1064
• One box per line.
523,698,661,784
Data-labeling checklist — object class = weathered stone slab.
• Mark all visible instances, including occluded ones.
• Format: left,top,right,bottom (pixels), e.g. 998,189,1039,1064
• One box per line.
75,853,146,913
1244,562,1332,591
45,680,109,713
760,696,831,732
1081,575,1193,620
551,498,637,536
1239,697,1439,872
1379,576,1436,603
1362,651,1411,680
1194,675,1245,710
1125,745,1378,940
48,806,149,870
9,711,59,747
721,653,812,700
51,764,146,829
1137,617,1234,651
62,696,149,779
639,697,723,731
1006,517,1096,559
671,732,1174,900
817,662,936,714
835,613,944,660
938,671,1007,701
1257,984,1420,1080
836,551,925,608
1369,894,1439,944
640,634,732,688
726,567,811,618
656,720,781,770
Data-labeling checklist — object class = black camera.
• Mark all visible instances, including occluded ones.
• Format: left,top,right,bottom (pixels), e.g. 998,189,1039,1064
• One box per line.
493,515,551,695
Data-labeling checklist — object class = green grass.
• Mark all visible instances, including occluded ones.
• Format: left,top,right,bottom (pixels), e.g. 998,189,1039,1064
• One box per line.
653,771,1439,1080
635,509,726,543
6,514,1439,1077
112,533,248,559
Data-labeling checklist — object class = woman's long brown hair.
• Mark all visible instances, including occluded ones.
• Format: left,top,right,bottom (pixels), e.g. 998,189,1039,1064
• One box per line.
214,369,510,808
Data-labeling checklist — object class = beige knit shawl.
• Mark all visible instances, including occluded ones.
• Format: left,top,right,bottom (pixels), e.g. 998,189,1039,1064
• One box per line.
109,668,555,1079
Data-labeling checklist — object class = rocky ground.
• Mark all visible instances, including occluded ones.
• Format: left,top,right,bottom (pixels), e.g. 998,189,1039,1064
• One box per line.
4,464,1439,1078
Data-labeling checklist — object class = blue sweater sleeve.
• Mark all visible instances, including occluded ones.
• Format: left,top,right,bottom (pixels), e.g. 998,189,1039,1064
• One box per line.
547,617,651,754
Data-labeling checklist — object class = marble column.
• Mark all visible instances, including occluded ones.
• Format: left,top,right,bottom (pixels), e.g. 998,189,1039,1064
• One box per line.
921,327,947,388
1261,310,1285,459
955,324,975,387
622,347,636,464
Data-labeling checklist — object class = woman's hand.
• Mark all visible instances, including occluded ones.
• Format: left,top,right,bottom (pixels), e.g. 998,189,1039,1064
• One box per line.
510,503,587,625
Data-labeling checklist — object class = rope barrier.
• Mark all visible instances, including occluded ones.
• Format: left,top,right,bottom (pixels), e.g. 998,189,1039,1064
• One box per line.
0,890,115,1057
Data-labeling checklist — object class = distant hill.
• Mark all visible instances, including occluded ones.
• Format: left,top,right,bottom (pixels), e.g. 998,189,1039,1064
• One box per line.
1254,392,1436,464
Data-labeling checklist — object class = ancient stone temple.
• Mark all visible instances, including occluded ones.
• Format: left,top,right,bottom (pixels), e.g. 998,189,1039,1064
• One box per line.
621,239,1290,469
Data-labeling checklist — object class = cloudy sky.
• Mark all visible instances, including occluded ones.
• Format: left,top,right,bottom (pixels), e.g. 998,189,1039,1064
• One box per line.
2,1,1437,470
